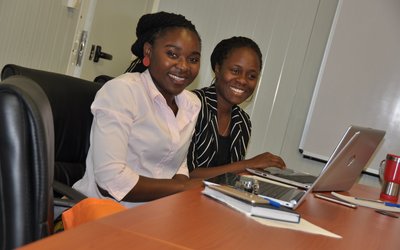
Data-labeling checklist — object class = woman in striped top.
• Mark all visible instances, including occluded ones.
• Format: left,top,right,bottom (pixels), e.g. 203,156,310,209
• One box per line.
187,36,286,179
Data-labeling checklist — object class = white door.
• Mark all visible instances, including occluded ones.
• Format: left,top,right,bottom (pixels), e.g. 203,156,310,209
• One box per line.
0,0,82,74
67,0,156,81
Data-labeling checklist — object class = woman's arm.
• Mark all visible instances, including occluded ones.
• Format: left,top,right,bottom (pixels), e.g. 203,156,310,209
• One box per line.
189,152,286,179
98,175,203,202
123,175,204,202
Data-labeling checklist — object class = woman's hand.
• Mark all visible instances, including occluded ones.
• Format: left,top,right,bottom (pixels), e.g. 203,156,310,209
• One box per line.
247,152,286,170
173,174,204,191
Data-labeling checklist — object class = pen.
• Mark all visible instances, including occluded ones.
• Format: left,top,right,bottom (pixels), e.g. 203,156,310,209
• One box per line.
355,197,400,208
263,197,281,208
375,210,399,218
354,197,383,203
314,193,357,208
384,202,400,208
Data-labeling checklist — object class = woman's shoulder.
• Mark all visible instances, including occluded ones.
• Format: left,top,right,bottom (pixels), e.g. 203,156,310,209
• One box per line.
233,105,251,123
179,89,201,110
183,89,200,101
192,85,215,97
100,73,145,95
93,73,147,108
106,72,142,88
191,85,217,108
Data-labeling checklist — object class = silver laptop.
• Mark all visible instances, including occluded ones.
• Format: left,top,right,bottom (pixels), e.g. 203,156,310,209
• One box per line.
246,125,385,209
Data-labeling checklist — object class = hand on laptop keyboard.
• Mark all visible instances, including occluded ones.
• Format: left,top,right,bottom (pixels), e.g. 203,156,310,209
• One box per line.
246,152,286,170
265,166,295,175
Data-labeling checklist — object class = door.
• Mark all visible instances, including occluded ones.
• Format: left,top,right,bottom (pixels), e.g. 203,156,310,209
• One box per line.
0,0,82,74
67,0,155,81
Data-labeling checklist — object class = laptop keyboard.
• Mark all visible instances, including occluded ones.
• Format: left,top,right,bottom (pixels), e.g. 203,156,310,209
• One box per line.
264,167,317,184
257,182,288,198
274,174,317,183
257,181,304,201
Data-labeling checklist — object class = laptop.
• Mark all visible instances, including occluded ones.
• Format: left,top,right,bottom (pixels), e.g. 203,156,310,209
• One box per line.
203,172,307,209
247,125,384,189
245,125,385,209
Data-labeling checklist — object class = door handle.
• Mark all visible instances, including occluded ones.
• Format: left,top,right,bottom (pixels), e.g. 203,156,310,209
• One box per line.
92,45,113,62
76,30,88,66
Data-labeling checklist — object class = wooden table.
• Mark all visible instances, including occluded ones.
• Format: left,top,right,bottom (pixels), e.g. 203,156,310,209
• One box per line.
20,184,400,250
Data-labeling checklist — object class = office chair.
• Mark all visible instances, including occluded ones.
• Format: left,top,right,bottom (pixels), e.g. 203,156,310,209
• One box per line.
93,74,114,84
0,65,101,250
0,75,88,249
1,64,103,188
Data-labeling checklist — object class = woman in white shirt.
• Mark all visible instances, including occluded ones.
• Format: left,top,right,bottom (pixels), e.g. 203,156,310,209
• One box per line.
73,12,203,207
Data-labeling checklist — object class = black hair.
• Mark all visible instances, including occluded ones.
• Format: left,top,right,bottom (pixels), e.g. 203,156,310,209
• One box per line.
210,36,262,72
126,11,201,73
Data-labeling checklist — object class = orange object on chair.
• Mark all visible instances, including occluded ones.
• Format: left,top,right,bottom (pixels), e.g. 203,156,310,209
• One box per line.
62,198,126,230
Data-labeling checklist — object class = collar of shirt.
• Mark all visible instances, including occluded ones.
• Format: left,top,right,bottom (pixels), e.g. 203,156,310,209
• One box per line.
141,70,200,128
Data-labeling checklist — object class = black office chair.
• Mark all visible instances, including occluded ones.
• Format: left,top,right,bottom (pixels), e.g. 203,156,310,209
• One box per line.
0,75,86,249
93,74,114,84
0,64,104,249
1,64,103,188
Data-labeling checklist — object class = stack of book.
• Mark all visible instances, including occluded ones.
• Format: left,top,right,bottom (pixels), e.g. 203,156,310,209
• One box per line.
202,173,301,223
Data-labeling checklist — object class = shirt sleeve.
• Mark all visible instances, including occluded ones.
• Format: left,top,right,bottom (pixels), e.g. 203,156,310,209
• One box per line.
186,131,197,172
90,81,139,201
176,157,189,177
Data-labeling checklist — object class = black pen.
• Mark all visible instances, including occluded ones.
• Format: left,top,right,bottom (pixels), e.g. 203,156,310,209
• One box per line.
375,210,399,218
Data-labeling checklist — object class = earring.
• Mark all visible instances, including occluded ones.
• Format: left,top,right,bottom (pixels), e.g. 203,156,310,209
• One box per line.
142,56,150,67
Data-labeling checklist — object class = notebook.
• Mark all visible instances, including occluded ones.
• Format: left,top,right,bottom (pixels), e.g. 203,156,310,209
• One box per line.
246,125,385,209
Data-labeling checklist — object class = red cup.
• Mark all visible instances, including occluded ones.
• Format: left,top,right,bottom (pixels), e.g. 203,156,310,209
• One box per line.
380,154,400,202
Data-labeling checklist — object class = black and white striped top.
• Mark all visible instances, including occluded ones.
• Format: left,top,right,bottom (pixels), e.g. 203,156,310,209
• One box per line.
187,84,251,171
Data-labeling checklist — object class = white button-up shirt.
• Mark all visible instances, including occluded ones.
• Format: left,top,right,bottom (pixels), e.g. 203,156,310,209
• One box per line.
73,70,200,206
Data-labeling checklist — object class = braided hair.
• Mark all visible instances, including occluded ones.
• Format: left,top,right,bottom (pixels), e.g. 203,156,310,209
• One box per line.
210,36,262,72
126,11,201,73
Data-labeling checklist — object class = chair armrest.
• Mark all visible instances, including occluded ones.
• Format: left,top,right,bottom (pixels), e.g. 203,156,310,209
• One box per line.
53,180,87,204
54,198,78,208
53,181,87,220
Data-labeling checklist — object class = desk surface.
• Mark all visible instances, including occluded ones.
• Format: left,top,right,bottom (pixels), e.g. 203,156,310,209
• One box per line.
21,184,399,250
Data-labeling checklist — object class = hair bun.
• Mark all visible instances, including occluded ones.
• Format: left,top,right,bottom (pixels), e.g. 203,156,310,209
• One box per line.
136,12,192,37
130,12,197,58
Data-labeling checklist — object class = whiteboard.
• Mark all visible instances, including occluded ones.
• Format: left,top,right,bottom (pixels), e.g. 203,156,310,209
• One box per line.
300,0,400,175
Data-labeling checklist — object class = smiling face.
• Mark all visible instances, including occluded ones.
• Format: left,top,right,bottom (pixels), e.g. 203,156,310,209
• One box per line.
145,27,201,103
214,47,261,107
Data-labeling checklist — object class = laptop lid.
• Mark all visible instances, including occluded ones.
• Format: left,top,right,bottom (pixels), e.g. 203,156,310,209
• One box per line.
287,128,362,208
311,125,385,192
245,125,357,189
288,125,384,208
245,126,360,189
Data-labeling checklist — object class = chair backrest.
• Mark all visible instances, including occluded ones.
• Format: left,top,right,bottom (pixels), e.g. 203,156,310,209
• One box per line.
0,76,54,250
93,74,114,84
1,64,103,187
